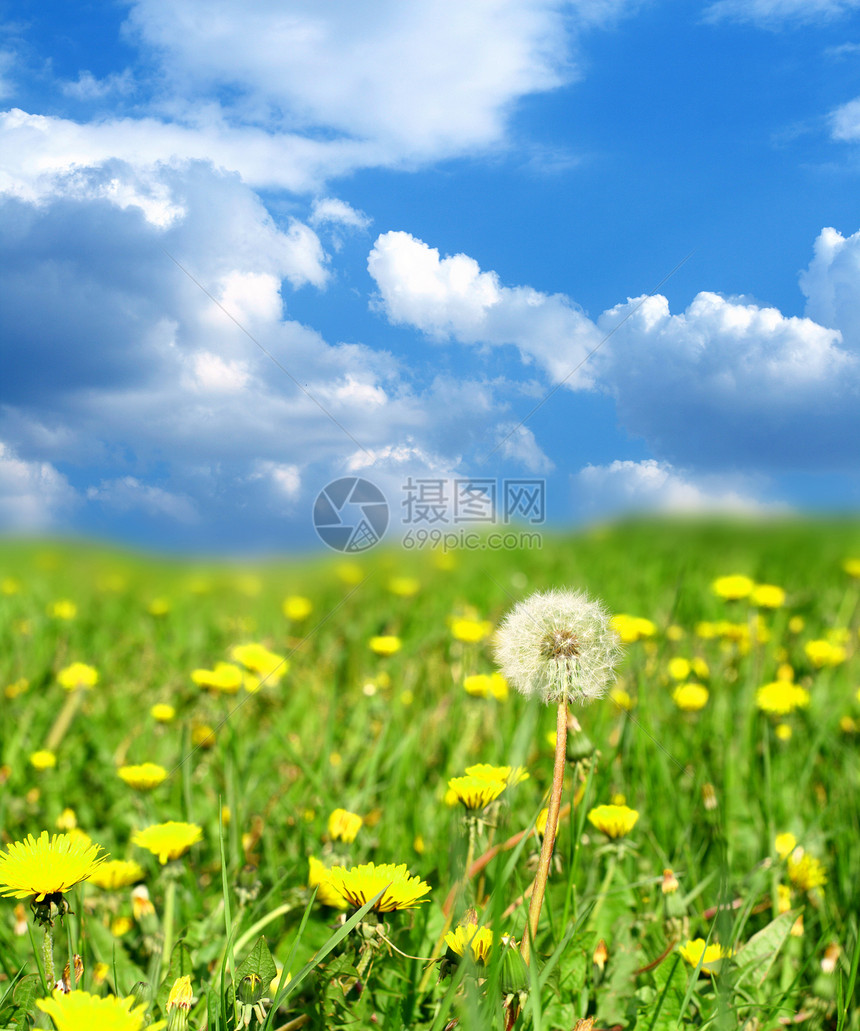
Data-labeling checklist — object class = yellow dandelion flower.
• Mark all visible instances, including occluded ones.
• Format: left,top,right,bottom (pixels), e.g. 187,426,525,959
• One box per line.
111,916,133,936
691,657,710,679
776,884,792,913
57,663,99,690
147,597,171,616
191,723,216,748
89,860,146,890
283,595,313,620
805,639,846,668
445,921,494,963
750,583,786,608
369,635,401,656
756,681,810,716
775,833,797,860
843,558,860,578
118,763,169,791
230,643,288,680
840,715,857,734
451,617,493,643
131,884,154,920
587,804,639,839
0,831,106,901
150,703,176,722
667,657,690,680
788,615,804,633
463,673,508,699
308,856,348,909
465,763,529,786
672,682,709,712
48,600,77,620
336,561,363,585
191,662,244,693
1,576,20,594
55,809,77,831
37,990,149,1031
328,808,363,843
610,687,633,711
132,821,202,865
388,577,420,597
30,750,57,770
325,861,431,912
535,807,560,838
447,775,507,810
678,938,734,970
167,975,193,1012
611,614,657,643
711,575,754,600
5,677,29,699
775,723,792,741
787,850,827,892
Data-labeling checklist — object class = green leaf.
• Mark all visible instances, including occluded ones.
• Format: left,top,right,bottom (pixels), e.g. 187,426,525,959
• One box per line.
733,911,796,989
235,935,277,987
85,918,146,995
156,940,194,1015
639,954,688,1031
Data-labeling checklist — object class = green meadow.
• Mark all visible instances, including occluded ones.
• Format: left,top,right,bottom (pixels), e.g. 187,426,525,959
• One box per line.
0,516,858,1030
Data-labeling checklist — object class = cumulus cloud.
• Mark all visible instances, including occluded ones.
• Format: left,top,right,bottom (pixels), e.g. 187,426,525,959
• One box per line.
310,197,371,230
61,69,135,100
574,459,779,516
368,230,601,386
369,229,860,471
123,0,602,160
0,441,78,530
703,0,860,24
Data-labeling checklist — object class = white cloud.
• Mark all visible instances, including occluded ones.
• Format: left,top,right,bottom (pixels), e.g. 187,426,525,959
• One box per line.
830,96,860,143
574,459,778,516
310,197,371,230
368,230,601,386
123,0,603,160
250,461,301,499
62,69,135,100
0,440,78,530
704,0,860,25
369,229,860,470
186,352,251,394
494,424,554,473
86,476,198,523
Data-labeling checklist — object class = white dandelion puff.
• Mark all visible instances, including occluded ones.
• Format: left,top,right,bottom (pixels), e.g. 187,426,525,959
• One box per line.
494,588,623,705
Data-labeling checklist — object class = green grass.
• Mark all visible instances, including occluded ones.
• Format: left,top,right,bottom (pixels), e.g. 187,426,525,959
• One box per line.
0,515,858,1029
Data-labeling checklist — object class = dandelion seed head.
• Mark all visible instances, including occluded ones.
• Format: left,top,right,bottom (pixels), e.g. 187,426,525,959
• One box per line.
494,588,622,705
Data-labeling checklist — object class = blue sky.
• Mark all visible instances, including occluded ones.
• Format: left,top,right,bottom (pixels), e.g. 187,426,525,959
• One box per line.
2,0,860,552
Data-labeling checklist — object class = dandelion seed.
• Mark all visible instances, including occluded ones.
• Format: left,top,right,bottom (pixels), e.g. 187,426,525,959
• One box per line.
495,589,623,706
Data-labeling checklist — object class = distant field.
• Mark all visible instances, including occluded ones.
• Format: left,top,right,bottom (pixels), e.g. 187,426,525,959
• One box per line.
0,517,858,1030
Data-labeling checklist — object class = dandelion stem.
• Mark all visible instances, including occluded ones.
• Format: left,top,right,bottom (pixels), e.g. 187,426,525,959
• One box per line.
521,699,568,965
161,876,177,972
45,688,84,753
42,924,55,987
